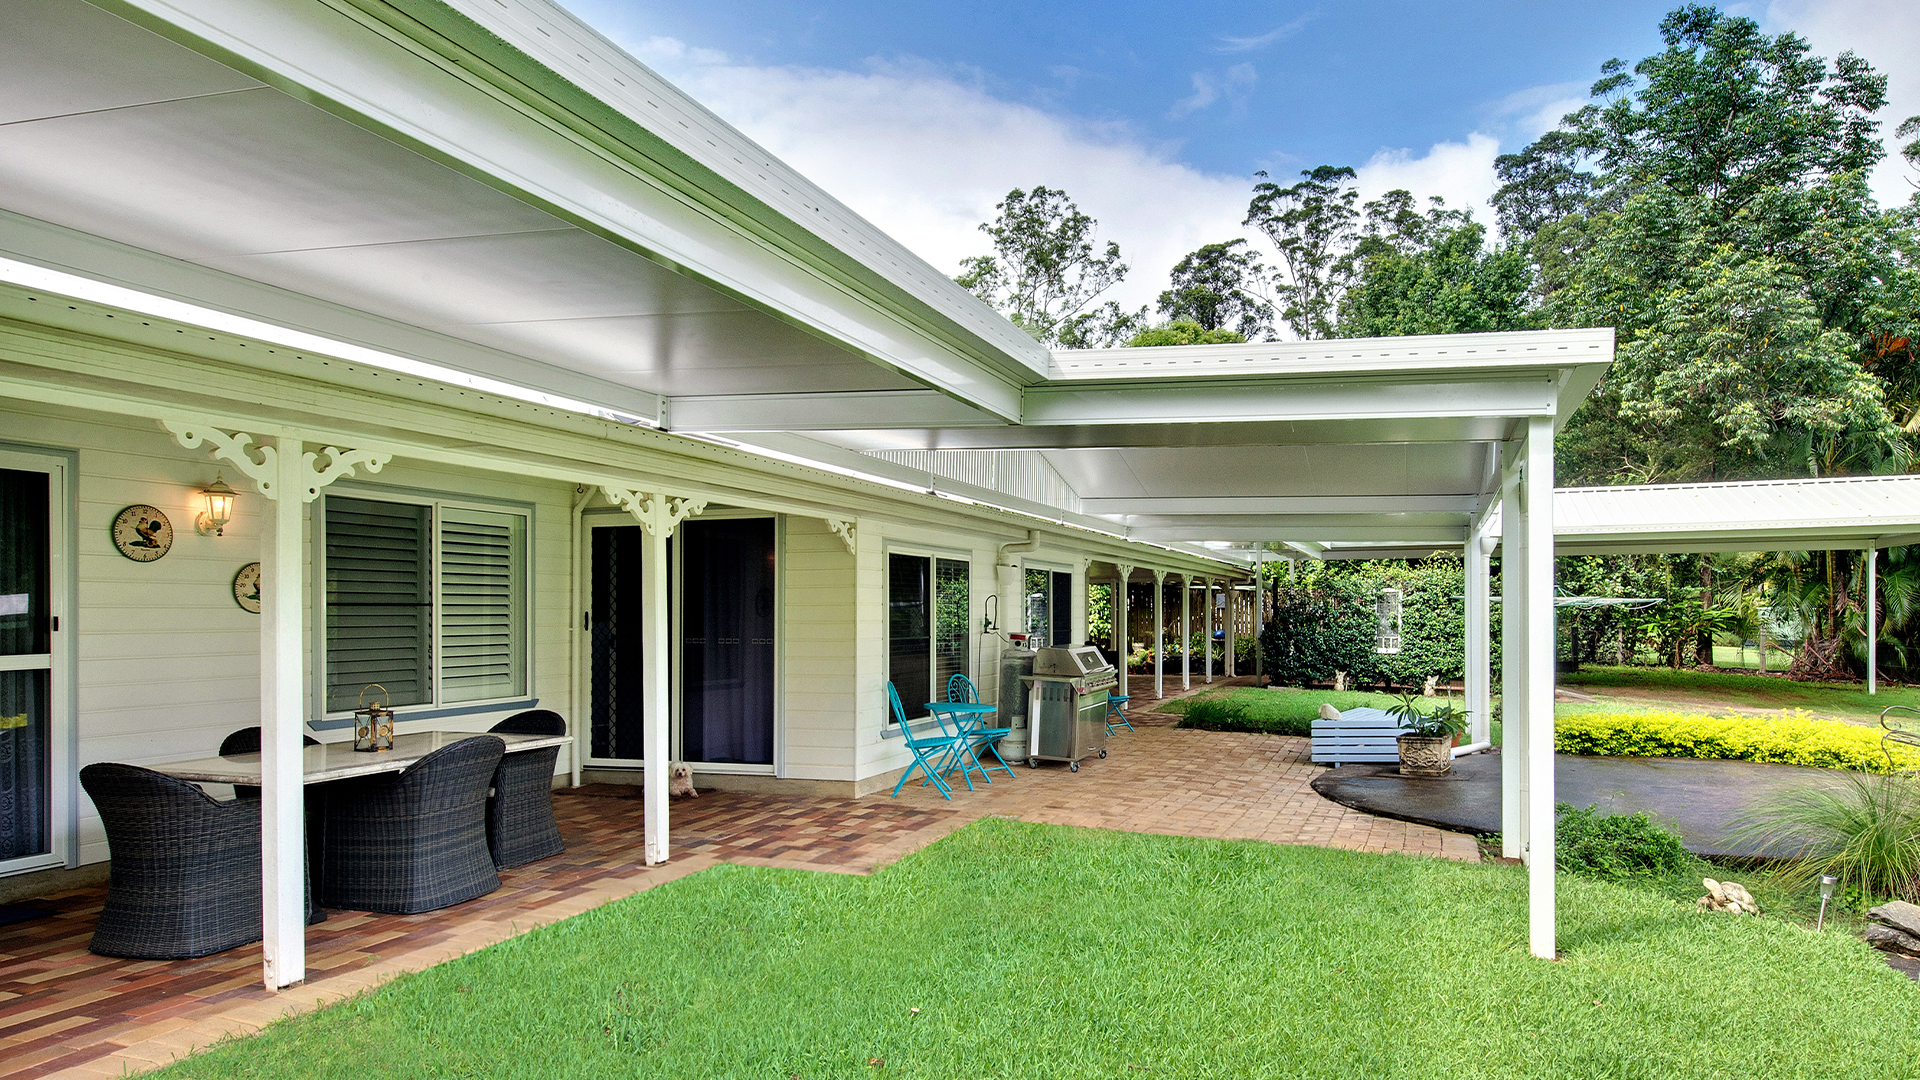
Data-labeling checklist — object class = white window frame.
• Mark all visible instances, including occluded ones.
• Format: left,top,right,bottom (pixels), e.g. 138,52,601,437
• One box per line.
884,543,974,724
1022,559,1074,648
314,485,533,723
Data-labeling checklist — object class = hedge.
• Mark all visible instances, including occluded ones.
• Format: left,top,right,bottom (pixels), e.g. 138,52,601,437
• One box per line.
1555,709,1920,773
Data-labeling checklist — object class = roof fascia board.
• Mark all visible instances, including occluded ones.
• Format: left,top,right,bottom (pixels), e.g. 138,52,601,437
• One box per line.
90,0,1032,419
1022,374,1559,428
1127,526,1470,543
0,214,666,421
1082,495,1482,515
669,390,1001,433
1047,327,1614,382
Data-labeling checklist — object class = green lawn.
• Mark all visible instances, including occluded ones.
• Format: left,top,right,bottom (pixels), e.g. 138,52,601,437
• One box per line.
154,821,1917,1079
1559,664,1920,724
1710,644,1797,670
1158,686,1406,733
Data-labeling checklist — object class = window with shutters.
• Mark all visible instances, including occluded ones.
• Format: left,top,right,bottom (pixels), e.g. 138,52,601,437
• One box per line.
322,493,528,716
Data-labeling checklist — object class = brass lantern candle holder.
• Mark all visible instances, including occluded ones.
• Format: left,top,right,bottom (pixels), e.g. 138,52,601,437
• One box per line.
354,684,395,752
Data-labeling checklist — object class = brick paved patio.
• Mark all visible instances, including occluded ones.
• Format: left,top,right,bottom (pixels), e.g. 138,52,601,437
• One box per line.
0,687,1472,1079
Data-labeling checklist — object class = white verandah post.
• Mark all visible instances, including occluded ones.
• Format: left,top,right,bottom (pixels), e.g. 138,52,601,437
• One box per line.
260,437,305,991
1153,570,1166,699
1226,586,1237,679
1115,564,1133,672
1203,578,1214,683
602,488,705,866
1180,574,1191,693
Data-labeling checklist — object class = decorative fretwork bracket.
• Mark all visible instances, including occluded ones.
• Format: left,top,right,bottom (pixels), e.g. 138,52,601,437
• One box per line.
603,487,708,537
823,517,856,555
164,421,390,502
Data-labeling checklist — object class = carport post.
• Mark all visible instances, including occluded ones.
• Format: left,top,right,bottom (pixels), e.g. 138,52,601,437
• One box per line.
1518,415,1558,959
1464,522,1492,748
1868,542,1879,695
1153,570,1166,699
1499,442,1527,864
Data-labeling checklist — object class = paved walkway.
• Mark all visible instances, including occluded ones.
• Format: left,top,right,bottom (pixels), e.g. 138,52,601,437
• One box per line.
0,691,1469,1079
1312,752,1853,857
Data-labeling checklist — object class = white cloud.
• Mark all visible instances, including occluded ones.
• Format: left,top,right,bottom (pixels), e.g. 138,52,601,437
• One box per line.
1765,0,1920,207
1483,81,1590,142
1217,15,1317,54
1171,64,1258,119
628,41,1254,316
1353,133,1504,225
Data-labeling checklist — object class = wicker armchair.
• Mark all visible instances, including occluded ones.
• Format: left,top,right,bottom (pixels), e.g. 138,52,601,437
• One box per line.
81,762,264,959
318,736,505,914
487,710,568,868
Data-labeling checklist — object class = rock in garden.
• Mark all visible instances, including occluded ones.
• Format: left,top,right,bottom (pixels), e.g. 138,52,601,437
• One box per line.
1317,703,1342,721
1867,901,1920,939
1864,924,1920,958
1699,878,1760,914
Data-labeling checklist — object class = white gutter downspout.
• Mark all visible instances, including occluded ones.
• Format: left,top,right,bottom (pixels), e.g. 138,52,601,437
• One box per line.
996,529,1041,638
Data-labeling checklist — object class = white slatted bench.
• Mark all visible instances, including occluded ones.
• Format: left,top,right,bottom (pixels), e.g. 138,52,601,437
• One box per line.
1310,707,1412,765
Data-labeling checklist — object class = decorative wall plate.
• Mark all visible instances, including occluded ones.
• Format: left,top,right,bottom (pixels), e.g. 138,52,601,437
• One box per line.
111,504,173,562
233,562,262,613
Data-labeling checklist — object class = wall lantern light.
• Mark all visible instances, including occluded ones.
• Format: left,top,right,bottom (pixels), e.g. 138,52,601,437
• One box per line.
197,475,236,536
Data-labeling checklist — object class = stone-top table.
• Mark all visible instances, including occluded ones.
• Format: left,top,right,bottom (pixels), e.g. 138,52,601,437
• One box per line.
150,730,571,785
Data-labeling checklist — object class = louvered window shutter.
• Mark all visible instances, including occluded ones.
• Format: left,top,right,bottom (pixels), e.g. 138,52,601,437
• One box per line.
325,497,431,712
439,507,525,703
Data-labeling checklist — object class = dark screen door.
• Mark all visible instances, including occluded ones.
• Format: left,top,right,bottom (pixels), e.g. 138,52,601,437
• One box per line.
0,468,51,864
588,523,646,761
680,519,775,765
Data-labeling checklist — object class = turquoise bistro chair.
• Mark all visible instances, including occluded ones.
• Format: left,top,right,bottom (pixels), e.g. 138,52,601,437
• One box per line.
888,682,967,800
946,674,1017,780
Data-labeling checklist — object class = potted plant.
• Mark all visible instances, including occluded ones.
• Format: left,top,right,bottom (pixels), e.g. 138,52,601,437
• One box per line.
1389,693,1468,777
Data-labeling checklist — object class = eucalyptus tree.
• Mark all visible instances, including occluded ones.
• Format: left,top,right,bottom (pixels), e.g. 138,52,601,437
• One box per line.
956,186,1145,348
1244,165,1360,339
1157,239,1274,339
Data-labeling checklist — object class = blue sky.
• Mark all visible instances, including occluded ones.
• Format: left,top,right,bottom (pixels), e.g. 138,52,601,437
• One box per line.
562,0,1918,316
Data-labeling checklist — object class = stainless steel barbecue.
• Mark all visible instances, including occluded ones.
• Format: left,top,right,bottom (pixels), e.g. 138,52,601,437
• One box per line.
1024,645,1115,770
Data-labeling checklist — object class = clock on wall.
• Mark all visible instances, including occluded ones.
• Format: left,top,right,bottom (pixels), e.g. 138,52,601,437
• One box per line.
111,505,174,562
233,562,262,613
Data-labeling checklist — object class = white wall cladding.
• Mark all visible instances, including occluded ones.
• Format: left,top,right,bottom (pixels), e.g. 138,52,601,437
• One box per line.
0,399,575,867
864,450,1083,516
780,516,857,780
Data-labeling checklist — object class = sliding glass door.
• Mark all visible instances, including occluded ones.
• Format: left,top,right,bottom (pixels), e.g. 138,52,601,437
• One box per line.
0,449,66,876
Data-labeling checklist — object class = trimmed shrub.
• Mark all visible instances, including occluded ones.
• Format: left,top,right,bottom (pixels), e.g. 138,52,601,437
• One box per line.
1554,803,1694,880
1554,709,1920,774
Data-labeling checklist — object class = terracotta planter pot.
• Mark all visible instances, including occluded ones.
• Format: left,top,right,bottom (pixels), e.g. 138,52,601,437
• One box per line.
1397,733,1453,777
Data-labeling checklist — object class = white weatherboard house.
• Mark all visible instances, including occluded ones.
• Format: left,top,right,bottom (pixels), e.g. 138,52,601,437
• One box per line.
1,0,1607,986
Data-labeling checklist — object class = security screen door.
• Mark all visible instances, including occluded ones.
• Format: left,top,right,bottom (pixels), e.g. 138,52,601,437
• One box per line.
0,455,59,873
585,516,776,768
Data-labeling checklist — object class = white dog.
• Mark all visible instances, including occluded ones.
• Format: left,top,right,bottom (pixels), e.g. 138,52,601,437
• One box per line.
668,761,698,798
